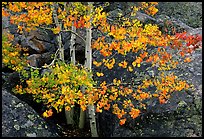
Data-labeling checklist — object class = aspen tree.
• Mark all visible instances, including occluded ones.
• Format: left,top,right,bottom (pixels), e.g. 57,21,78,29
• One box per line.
85,2,98,137
65,22,76,125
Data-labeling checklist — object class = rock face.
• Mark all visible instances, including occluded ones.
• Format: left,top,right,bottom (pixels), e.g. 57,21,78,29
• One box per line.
2,89,60,137
156,2,202,28
96,46,202,138
96,2,202,137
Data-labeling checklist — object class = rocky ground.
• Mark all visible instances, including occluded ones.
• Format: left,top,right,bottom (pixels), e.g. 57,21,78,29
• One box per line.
96,2,202,137
156,2,202,28
2,89,60,137
103,48,202,137
2,2,202,137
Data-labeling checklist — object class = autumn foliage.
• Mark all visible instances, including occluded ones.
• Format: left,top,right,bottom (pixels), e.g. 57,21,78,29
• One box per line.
2,2,202,126
15,62,96,114
2,33,29,72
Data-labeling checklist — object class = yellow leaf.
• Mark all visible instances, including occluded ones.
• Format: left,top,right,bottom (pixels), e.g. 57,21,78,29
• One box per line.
3,59,9,64
42,110,53,118
65,106,71,111
113,78,117,84
52,26,61,34
184,57,191,63
118,60,128,68
96,107,102,113
43,111,49,118
132,61,136,67
96,72,104,77
128,66,133,72
93,60,102,67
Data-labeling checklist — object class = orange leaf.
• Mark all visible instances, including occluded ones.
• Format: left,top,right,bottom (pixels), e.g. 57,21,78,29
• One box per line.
43,109,53,118
135,57,143,64
74,20,78,28
152,94,159,97
179,51,185,57
109,95,116,101
159,96,166,104
96,107,102,113
104,103,110,110
153,54,159,62
81,105,86,111
47,109,53,116
129,108,140,119
2,8,10,17
65,106,71,111
140,93,149,99
100,90,106,95
119,118,126,125
184,57,191,63
140,52,148,59
146,56,153,63
137,89,142,94
118,60,128,68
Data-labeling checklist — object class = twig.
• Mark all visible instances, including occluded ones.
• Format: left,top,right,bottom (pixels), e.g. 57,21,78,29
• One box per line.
61,29,86,44
38,26,86,45
92,50,99,56
27,64,42,70
95,82,138,89
28,48,59,70
42,48,59,68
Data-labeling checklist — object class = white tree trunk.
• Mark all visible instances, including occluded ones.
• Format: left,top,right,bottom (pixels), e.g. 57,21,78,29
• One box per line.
70,25,76,64
53,3,74,125
65,108,74,125
85,2,98,137
65,23,76,125
79,86,86,129
52,3,64,61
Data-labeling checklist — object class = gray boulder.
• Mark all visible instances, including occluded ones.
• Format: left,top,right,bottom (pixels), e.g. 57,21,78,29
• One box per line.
97,45,202,138
2,89,60,137
96,2,202,135
156,2,202,28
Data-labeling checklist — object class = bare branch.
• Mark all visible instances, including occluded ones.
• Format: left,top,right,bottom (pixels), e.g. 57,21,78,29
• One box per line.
38,26,86,45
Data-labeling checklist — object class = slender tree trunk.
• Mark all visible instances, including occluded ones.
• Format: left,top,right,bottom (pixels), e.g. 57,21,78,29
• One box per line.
53,3,74,125
85,2,98,137
52,3,64,61
79,86,86,129
65,23,76,125
79,108,86,129
70,25,76,64
65,108,75,125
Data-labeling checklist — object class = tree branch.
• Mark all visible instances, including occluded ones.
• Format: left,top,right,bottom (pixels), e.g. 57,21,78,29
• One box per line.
28,48,59,70
38,26,86,45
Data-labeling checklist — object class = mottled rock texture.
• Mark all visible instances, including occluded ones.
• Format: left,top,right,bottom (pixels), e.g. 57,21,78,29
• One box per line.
96,2,202,137
2,89,60,137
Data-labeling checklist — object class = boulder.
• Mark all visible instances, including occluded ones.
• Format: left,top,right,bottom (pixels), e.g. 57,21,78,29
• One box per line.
2,89,60,137
19,29,56,54
97,47,202,137
27,52,55,68
95,2,202,135
27,54,42,67
156,2,202,28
